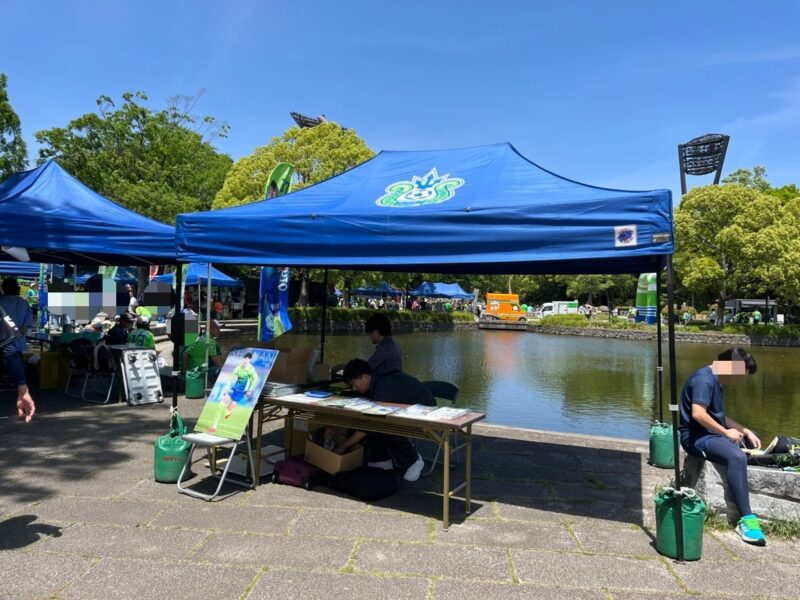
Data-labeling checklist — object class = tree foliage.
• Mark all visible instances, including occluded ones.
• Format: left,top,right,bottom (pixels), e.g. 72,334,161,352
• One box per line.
0,73,27,180
35,91,232,223
674,183,800,322
212,122,374,209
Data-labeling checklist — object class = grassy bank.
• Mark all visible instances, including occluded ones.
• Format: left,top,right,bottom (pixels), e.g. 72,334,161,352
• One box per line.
535,313,800,338
287,307,475,325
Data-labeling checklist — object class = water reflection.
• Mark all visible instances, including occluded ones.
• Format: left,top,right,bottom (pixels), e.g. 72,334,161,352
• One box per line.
229,330,800,441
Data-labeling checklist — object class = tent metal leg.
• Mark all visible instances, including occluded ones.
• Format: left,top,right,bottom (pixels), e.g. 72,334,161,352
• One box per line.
666,255,685,561
320,269,329,363
656,260,664,423
171,262,183,411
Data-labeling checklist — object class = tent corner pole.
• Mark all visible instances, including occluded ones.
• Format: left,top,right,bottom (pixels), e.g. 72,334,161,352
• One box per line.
656,259,664,423
205,263,212,389
171,261,183,412
320,269,329,363
666,254,685,562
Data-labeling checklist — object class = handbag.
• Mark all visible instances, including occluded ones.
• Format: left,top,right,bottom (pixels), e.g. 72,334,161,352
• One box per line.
0,304,21,349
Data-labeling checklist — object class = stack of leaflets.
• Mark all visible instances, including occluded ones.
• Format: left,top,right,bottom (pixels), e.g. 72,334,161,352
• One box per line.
395,405,471,421
361,405,402,416
343,398,375,411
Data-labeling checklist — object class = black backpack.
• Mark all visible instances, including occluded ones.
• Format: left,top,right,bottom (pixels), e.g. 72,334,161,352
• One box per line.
328,466,399,501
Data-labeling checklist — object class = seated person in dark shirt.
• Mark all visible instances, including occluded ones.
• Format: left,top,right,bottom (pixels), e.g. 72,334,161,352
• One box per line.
364,313,402,380
104,313,135,346
330,359,433,482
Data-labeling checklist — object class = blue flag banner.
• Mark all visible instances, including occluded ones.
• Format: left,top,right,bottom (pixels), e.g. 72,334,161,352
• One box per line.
258,267,292,342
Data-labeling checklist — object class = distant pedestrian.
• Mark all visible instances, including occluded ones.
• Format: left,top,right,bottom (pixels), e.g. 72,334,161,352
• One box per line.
683,310,692,326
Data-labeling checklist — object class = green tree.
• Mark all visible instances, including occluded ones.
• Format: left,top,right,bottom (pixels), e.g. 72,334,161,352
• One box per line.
35,91,232,223
673,184,798,324
722,165,771,192
213,121,374,209
0,73,27,179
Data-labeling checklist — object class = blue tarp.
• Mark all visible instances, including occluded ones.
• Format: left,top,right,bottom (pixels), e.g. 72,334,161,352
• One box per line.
152,263,241,288
176,143,673,274
410,281,473,299
353,281,402,296
0,261,40,278
0,160,176,265
75,266,139,285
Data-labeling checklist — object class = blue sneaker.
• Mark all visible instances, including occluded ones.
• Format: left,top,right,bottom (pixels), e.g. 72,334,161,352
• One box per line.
736,514,767,546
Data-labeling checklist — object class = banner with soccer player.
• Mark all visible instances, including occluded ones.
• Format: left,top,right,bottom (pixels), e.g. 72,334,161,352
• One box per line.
258,267,293,342
195,347,278,440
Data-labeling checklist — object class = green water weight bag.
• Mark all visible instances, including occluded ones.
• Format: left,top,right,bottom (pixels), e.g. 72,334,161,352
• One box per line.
154,413,191,483
185,367,207,399
654,486,706,561
649,422,675,469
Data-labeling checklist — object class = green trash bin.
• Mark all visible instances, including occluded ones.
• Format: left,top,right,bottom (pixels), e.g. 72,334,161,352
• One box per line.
154,413,191,483
185,367,207,399
654,486,706,561
649,422,675,469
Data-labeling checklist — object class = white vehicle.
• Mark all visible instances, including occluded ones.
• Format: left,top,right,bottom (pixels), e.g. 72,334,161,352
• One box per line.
537,300,579,319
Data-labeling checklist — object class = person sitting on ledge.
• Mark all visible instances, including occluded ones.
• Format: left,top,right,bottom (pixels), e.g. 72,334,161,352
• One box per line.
334,359,434,482
679,346,765,546
364,313,402,381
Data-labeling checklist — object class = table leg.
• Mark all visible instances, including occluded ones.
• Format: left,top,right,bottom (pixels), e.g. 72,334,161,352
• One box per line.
254,404,264,489
284,411,294,459
465,425,472,514
443,430,450,531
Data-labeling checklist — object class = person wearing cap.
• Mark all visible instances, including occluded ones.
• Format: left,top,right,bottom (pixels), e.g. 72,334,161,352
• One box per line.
182,319,223,375
127,315,156,349
680,347,765,546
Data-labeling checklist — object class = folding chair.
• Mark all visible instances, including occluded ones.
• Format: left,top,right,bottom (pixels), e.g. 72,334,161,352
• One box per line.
420,381,462,476
81,341,117,404
64,338,93,398
176,429,256,501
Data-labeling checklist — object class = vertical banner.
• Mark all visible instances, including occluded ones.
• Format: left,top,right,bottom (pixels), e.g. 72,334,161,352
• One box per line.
258,267,293,342
636,273,658,325
38,263,48,329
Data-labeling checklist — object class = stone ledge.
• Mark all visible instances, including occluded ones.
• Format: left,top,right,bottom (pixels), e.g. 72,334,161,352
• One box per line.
683,455,800,521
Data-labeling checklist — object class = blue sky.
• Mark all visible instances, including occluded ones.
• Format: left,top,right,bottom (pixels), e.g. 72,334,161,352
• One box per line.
2,0,798,200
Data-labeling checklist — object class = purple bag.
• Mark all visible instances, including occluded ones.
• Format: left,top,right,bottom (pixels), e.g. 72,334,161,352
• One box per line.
272,456,322,490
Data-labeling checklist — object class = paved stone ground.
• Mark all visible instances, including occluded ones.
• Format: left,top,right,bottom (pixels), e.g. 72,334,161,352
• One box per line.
1,389,798,600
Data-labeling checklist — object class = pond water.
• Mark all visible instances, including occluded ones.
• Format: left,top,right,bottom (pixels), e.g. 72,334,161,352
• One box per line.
232,330,800,442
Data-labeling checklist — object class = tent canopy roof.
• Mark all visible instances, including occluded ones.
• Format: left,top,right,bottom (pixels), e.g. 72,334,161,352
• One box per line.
0,160,176,265
353,281,401,296
176,143,672,275
153,263,241,288
410,281,473,298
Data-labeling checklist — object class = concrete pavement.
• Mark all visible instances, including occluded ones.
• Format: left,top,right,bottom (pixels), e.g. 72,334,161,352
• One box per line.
1,390,798,600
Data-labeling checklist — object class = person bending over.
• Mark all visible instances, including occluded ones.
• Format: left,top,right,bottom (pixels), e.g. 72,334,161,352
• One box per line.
679,347,765,546
364,313,402,380
334,359,434,482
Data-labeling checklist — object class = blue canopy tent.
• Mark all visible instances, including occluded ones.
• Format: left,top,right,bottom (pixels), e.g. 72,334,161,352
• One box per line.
152,263,241,288
0,160,177,265
0,261,41,278
75,266,139,286
353,281,402,296
176,142,685,555
176,143,672,274
410,281,473,299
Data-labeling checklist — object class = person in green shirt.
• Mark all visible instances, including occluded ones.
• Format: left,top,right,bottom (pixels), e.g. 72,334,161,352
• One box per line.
752,309,762,324
182,320,223,372
220,353,258,419
127,315,156,349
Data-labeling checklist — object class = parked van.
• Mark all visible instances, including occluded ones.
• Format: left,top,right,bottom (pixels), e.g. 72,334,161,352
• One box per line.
485,293,526,321
537,300,579,319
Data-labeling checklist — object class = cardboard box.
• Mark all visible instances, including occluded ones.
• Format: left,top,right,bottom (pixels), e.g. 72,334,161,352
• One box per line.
267,346,320,384
289,418,323,457
304,439,363,475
